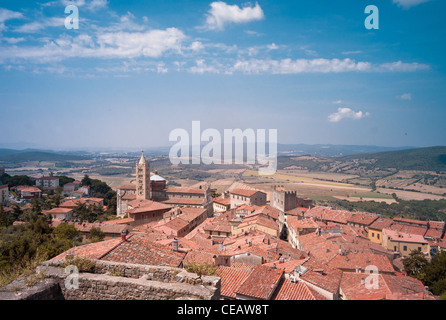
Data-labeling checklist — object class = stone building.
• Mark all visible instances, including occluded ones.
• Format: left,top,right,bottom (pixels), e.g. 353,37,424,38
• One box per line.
117,153,213,218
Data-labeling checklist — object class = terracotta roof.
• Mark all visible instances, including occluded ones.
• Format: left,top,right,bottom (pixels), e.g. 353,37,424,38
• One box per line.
384,228,428,244
203,222,232,234
17,186,41,193
216,265,255,299
121,193,136,201
347,213,378,226
102,218,135,225
328,252,395,274
287,216,318,233
154,217,189,233
299,258,343,294
263,258,307,274
0,184,8,190
42,208,72,215
235,264,283,300
238,215,279,232
272,278,326,300
340,272,389,300
183,250,217,266
285,207,309,217
425,228,444,239
368,217,394,231
165,187,206,195
177,207,207,222
118,184,136,190
51,238,123,261
428,221,445,230
52,221,129,234
230,189,264,197
393,217,429,226
389,224,427,237
100,233,186,267
161,198,206,206
127,199,172,214
213,197,231,206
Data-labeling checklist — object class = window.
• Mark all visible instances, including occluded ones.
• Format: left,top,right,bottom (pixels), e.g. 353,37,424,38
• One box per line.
403,246,407,251
377,234,380,240
372,232,375,237
418,247,422,251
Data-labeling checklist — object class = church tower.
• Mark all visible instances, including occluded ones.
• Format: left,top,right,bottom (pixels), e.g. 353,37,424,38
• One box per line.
136,152,151,200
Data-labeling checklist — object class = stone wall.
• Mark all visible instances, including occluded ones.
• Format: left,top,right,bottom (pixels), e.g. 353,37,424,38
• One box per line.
1,259,221,300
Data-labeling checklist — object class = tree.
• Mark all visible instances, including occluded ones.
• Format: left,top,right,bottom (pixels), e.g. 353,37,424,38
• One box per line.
0,204,7,228
403,250,428,279
422,251,446,296
81,175,91,187
88,227,105,243
53,222,82,242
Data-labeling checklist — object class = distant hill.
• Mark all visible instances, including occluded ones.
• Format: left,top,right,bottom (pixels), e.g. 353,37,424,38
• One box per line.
0,151,88,162
277,144,413,157
340,146,446,172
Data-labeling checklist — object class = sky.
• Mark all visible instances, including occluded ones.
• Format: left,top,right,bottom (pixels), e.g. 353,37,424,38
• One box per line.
0,0,445,151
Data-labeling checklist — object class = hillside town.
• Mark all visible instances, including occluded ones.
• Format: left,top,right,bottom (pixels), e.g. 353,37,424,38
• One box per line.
0,153,445,300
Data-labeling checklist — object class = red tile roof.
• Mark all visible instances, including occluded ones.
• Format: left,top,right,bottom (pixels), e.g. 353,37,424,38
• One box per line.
368,217,394,231
383,228,428,244
393,217,429,226
213,197,231,206
328,252,395,274
118,184,137,190
100,233,186,267
235,264,283,300
216,265,255,299
299,258,343,294
271,278,325,300
230,189,264,197
51,238,123,261
165,187,206,195
347,213,378,226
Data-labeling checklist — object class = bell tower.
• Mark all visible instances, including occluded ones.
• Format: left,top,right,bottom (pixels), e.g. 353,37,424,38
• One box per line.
136,152,151,200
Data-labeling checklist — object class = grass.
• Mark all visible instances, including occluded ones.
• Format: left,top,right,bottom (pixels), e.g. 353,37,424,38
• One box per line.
0,254,48,289
350,192,394,200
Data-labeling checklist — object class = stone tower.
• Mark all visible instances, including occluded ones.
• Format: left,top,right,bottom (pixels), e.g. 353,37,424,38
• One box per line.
136,152,151,200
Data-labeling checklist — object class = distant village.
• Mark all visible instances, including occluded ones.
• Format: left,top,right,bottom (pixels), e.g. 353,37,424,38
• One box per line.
0,155,445,301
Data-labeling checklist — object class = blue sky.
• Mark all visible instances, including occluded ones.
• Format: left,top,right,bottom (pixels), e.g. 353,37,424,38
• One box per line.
0,0,445,150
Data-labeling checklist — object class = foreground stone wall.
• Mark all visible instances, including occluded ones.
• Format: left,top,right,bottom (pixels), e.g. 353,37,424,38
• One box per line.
0,259,220,300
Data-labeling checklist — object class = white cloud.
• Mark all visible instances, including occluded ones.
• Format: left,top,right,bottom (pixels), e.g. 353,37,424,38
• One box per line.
188,59,221,74
378,61,430,72
0,28,186,63
0,8,24,31
328,108,370,123
189,41,205,52
61,0,108,11
393,0,431,9
205,1,264,30
15,17,66,33
267,43,279,50
233,58,372,74
398,93,412,100
333,100,343,105
229,58,430,74
342,50,363,55
1,37,26,44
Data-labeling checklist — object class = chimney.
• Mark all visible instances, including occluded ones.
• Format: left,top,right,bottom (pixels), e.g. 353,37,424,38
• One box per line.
361,277,365,285
121,229,128,242
218,242,223,251
172,237,179,252
272,263,276,269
